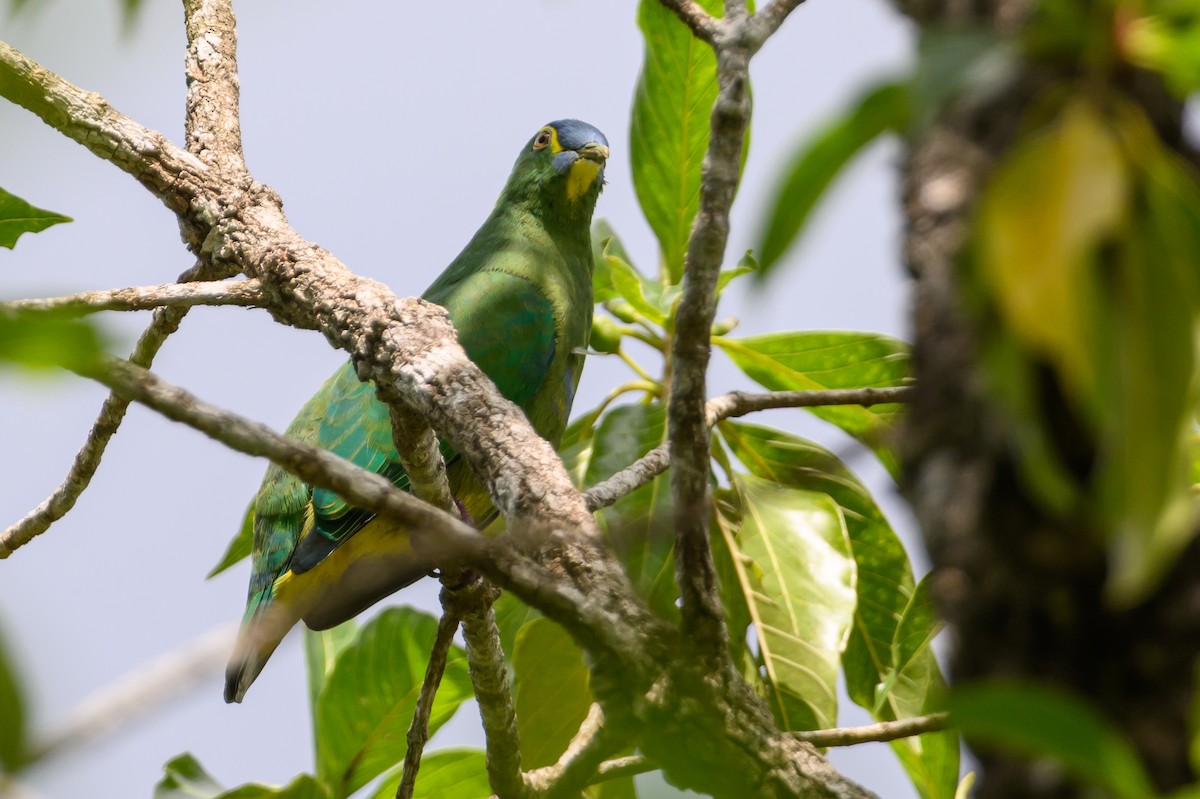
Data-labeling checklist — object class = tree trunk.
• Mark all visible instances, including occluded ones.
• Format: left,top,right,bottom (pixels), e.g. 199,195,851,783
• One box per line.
895,1,1200,796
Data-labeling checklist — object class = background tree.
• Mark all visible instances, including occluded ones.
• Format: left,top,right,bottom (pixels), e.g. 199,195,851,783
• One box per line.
1,1,1197,799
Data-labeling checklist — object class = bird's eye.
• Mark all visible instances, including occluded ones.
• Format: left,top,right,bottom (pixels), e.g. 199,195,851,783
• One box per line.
533,129,553,150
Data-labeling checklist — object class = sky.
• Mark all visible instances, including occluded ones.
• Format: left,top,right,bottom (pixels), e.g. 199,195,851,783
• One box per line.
0,1,921,797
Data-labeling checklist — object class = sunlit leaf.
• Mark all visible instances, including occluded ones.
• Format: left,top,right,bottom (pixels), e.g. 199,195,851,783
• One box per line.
584,404,677,620
725,475,855,731
314,607,472,797
0,187,71,249
208,501,254,579
367,749,491,799
513,618,593,769
606,255,667,325
1124,7,1200,97
951,681,1156,799
755,82,908,277
720,422,957,798
715,332,910,476
592,219,634,304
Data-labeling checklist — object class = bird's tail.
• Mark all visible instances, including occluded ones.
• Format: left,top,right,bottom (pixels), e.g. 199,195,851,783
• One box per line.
224,584,300,704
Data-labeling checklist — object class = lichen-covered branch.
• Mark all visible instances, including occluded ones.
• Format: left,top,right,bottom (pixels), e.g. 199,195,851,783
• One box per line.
446,582,525,799
183,0,245,173
796,713,951,748
656,0,721,42
0,279,261,316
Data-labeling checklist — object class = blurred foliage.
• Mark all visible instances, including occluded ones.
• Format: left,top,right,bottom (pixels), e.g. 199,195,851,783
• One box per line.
0,621,27,775
0,313,108,372
8,0,143,29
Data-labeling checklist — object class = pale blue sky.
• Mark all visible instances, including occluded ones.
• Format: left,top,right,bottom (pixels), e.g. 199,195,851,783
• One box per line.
0,2,918,797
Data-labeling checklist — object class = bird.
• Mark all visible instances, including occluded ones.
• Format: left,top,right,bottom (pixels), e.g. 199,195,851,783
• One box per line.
225,119,608,703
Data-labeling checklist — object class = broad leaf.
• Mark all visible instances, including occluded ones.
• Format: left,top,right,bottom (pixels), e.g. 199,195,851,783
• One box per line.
585,404,678,620
756,82,908,276
715,332,910,476
367,749,491,799
0,622,26,773
631,0,748,283
0,187,71,249
513,618,593,769
208,501,254,578
951,681,1156,799
303,622,358,725
154,754,329,799
720,422,957,798
592,219,634,303
314,607,472,798
727,475,856,731
492,589,541,663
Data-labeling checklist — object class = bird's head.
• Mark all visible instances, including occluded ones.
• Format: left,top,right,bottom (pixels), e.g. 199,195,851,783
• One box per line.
503,119,609,223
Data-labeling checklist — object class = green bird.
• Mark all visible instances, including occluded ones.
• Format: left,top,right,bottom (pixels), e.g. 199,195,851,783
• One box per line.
225,120,608,703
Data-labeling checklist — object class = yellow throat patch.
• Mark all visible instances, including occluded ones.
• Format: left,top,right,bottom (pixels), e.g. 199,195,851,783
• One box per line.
567,158,602,202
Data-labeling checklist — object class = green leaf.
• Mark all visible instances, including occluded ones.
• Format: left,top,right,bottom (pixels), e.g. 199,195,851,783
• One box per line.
0,621,27,773
951,681,1157,799
154,754,329,799
208,501,254,578
873,574,942,715
606,255,667,325
513,618,593,769
155,753,226,799
1125,7,1200,97
367,749,491,799
755,82,908,277
631,0,748,283
304,622,358,726
584,404,677,620
726,475,856,731
592,219,633,304
0,187,71,249
715,332,911,476
314,607,472,798
0,314,108,372
720,422,957,798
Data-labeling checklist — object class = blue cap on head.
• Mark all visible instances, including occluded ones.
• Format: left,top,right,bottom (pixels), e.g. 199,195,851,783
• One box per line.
546,119,608,151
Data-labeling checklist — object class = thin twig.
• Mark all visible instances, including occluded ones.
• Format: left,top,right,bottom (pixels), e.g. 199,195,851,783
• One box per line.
183,0,246,173
584,386,912,511
744,0,809,48
795,712,951,748
387,402,454,513
525,703,623,797
0,263,237,559
445,582,526,799
591,754,656,784
0,279,262,316
397,599,462,799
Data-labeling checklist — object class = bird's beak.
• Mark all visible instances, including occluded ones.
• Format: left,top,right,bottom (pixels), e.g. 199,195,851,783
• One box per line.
577,142,610,163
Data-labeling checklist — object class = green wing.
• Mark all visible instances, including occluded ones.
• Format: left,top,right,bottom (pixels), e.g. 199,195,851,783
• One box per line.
280,268,557,574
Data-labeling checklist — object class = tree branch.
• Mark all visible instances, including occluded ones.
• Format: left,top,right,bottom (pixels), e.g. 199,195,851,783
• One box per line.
794,713,951,748
743,0,809,48
445,582,526,799
0,41,205,215
664,6,753,668
584,386,913,512
183,0,245,173
0,261,236,559
525,704,625,797
397,598,462,799
0,279,262,316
